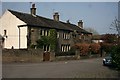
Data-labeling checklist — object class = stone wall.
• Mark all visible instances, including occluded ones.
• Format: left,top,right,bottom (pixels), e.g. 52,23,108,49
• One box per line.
2,49,56,63
2,49,101,63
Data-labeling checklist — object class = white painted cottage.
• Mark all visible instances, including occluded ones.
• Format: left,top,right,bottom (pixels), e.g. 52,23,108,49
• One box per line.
0,10,27,49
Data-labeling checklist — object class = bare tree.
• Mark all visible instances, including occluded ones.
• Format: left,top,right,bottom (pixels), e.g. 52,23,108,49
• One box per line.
84,27,99,35
110,18,120,44
110,18,120,36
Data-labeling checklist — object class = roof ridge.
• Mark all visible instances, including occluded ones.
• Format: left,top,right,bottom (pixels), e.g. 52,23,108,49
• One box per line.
7,9,91,34
8,9,30,15
8,9,77,26
8,9,66,24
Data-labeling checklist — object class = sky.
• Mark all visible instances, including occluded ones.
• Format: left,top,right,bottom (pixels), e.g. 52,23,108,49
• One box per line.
1,2,119,34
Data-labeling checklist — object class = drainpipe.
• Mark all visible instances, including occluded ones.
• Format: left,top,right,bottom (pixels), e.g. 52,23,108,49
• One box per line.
18,27,20,49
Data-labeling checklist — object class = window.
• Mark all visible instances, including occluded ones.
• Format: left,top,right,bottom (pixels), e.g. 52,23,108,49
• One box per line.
63,33,65,39
38,29,41,39
45,30,49,36
73,34,76,38
42,30,44,36
66,45,69,52
57,32,59,38
40,29,42,35
63,32,70,39
61,44,70,52
68,45,71,50
61,46,64,52
79,35,81,39
43,45,50,52
68,34,70,39
40,29,49,36
64,45,66,52
4,30,7,35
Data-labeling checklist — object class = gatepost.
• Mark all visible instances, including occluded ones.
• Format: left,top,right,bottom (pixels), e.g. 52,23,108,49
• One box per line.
75,50,80,60
50,51,55,61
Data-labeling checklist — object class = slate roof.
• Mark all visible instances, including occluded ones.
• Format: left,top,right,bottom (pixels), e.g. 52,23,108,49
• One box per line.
61,22,92,34
8,9,91,34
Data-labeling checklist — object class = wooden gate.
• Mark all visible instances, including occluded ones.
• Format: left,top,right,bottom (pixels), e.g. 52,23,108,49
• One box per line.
43,52,50,61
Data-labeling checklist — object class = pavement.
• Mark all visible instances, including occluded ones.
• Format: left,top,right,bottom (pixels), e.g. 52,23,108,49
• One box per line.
2,57,120,78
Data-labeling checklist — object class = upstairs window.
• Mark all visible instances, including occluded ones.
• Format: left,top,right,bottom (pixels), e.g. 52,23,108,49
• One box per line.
45,30,49,36
57,32,60,38
42,30,44,36
63,32,70,39
40,29,49,36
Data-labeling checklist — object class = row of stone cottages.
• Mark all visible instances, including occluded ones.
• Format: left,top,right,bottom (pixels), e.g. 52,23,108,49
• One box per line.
0,4,92,54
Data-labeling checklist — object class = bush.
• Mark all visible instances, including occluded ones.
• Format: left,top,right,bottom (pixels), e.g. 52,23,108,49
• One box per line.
36,29,57,51
74,43,90,56
111,45,120,70
55,51,75,56
30,44,36,49
90,43,101,54
101,43,113,53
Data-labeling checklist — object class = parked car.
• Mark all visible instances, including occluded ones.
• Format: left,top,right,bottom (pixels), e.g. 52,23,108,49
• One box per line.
103,54,112,66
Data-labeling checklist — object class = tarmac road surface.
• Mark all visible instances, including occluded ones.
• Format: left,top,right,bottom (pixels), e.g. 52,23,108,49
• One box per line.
2,57,120,78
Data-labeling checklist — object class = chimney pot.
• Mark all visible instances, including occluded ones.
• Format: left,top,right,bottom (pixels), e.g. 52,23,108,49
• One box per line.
30,3,36,15
32,4,35,8
53,12,59,21
78,20,83,28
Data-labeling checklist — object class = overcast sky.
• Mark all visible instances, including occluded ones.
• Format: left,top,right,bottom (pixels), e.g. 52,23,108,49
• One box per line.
1,2,119,34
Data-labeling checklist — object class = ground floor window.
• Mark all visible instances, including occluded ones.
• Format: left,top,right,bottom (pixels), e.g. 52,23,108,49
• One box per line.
43,45,50,52
61,44,70,52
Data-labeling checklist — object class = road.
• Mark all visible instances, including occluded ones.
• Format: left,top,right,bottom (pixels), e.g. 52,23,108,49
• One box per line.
2,57,120,78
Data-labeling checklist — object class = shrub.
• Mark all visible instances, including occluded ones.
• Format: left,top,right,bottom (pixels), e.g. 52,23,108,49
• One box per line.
101,43,114,53
90,43,101,54
74,43,90,56
30,44,36,49
36,36,49,48
111,45,120,70
36,29,57,51
49,29,57,51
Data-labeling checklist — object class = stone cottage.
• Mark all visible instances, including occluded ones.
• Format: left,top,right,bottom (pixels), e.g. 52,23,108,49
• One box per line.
0,4,92,53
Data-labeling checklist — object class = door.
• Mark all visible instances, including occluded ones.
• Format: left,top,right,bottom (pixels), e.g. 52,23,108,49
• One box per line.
43,52,50,61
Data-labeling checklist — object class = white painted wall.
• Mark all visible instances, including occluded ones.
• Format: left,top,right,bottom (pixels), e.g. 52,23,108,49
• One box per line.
92,40,103,43
0,10,27,49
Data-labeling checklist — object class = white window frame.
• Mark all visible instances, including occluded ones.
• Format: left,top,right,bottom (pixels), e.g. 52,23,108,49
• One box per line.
61,44,71,52
61,45,64,52
43,45,50,52
69,45,71,51
45,30,48,36
57,32,59,38
42,29,44,36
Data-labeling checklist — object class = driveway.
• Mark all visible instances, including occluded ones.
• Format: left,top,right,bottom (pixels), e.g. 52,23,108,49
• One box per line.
2,57,120,78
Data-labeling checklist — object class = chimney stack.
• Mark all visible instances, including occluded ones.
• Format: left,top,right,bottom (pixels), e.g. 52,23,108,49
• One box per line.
30,3,36,15
78,20,83,28
53,12,59,21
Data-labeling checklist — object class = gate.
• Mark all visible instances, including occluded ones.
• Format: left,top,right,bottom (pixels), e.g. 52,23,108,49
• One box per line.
43,52,50,61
